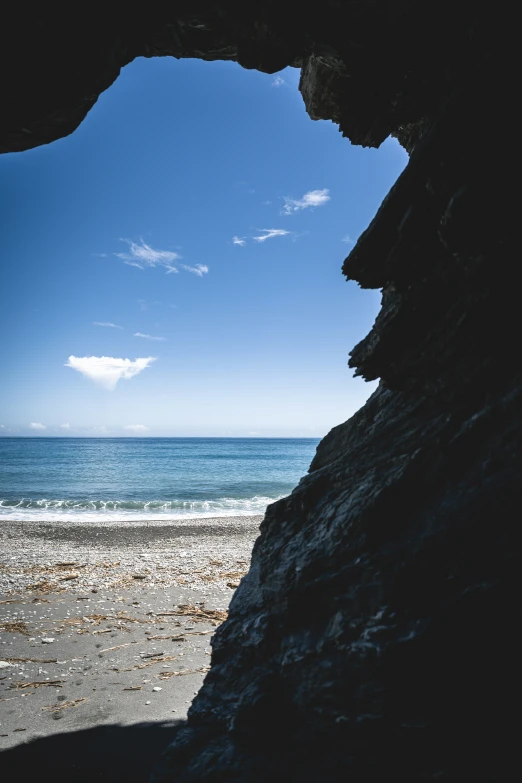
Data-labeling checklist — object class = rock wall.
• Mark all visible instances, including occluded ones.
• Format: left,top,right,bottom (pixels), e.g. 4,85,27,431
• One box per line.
2,3,518,780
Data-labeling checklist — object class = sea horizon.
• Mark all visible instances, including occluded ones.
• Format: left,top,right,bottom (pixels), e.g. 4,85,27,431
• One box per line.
0,435,323,439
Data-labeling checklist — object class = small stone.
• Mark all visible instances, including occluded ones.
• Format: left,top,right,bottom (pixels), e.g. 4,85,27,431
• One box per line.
152,686,162,692
41,638,55,644
145,700,151,705
0,661,13,669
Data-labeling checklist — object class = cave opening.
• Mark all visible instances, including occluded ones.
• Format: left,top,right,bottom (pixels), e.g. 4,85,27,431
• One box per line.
0,56,407,442
0,54,408,764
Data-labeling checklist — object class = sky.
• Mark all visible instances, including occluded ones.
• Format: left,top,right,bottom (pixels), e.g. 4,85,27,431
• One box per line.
0,58,407,437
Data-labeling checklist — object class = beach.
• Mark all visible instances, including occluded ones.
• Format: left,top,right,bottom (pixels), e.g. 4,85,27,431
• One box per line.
0,516,261,595
0,515,261,764
0,437,314,774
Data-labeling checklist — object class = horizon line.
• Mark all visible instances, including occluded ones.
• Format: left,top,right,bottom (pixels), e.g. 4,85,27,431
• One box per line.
0,435,323,440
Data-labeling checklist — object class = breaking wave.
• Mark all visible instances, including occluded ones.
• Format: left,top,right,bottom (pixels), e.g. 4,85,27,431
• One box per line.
0,496,279,522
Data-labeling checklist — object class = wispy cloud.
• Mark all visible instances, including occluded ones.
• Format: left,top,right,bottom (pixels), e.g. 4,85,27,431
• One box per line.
341,234,355,245
134,332,166,342
232,236,246,247
272,75,285,87
65,356,156,391
114,240,207,277
29,422,46,430
181,264,208,276
138,299,160,311
60,423,71,430
124,424,149,432
282,188,330,215
252,229,290,243
115,239,180,273
93,321,123,330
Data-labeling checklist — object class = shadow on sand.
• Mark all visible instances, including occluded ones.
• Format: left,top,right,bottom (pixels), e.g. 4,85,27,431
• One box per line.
0,720,183,782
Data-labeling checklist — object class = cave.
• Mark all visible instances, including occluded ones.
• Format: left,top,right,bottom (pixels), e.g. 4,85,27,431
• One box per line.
1,3,519,781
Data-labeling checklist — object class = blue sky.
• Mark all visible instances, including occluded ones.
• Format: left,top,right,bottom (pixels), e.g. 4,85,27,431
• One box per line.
0,59,407,437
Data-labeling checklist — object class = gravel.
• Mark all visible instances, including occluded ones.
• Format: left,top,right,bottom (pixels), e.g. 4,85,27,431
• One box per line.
0,516,261,595
0,515,261,750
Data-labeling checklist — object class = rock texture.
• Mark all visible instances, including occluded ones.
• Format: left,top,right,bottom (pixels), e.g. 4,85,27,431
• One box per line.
2,3,519,781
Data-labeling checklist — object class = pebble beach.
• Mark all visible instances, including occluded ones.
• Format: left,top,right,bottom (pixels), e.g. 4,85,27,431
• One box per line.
0,515,261,761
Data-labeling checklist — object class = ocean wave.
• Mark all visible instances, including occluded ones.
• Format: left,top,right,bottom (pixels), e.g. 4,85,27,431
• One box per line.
0,496,280,522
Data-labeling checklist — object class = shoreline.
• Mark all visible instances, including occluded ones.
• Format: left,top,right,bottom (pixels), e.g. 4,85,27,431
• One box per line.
0,504,280,525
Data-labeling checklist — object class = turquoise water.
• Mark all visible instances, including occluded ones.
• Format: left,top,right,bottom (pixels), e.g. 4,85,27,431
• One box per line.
0,438,320,522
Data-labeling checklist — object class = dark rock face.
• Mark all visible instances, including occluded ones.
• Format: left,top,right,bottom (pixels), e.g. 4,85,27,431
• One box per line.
2,3,519,780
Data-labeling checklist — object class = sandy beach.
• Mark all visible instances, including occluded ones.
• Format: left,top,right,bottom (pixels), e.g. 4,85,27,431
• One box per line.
0,515,261,777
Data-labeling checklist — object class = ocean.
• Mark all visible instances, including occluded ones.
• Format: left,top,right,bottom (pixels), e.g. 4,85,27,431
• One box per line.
0,438,320,523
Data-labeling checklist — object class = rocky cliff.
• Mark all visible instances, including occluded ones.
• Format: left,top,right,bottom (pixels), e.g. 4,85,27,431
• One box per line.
2,3,518,780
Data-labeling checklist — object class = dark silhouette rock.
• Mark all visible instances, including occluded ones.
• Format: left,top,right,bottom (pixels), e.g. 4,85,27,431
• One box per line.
1,3,519,780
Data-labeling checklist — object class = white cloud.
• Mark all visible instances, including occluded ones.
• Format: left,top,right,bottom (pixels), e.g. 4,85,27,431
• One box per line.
232,236,246,247
252,229,290,243
93,321,123,329
115,239,180,273
0,424,5,428
341,234,355,245
114,240,207,276
29,422,46,430
124,424,149,432
60,423,71,430
272,75,285,87
65,356,156,390
134,332,166,342
181,264,209,276
282,188,330,215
